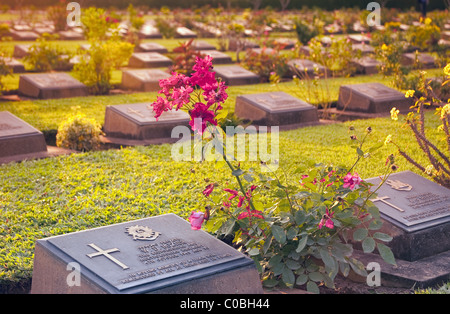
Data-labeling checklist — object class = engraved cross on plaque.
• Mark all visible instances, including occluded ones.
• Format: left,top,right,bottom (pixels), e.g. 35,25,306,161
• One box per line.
86,243,129,270
127,108,146,118
372,196,405,212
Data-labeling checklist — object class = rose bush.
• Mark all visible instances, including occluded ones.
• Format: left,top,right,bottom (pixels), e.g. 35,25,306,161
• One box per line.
150,56,395,293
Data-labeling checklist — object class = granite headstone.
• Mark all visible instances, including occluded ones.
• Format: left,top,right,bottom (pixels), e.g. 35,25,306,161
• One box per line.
351,56,380,75
128,52,173,68
135,42,168,54
214,65,259,86
18,73,88,99
287,59,328,78
235,91,319,126
31,214,263,294
121,69,170,92
103,103,190,145
401,52,436,69
201,50,233,65
0,111,47,159
351,171,450,288
336,83,412,114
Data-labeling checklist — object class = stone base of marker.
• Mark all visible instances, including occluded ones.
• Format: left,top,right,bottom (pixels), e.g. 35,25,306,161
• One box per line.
235,92,319,127
347,171,450,289
18,73,88,99
401,52,435,69
351,57,380,75
31,214,263,294
103,103,190,146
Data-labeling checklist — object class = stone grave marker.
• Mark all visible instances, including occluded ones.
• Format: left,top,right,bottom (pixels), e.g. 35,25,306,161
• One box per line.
442,31,450,41
214,65,259,86
13,44,31,58
401,52,436,69
31,213,263,294
235,91,319,126
58,30,83,40
135,42,168,54
1,57,25,73
128,52,173,68
228,39,259,51
138,24,162,39
121,69,170,92
336,83,412,114
18,73,88,99
191,40,216,51
351,56,380,75
175,27,197,38
0,111,47,160
103,103,190,146
9,30,39,41
347,34,371,44
352,171,450,288
287,59,328,78
351,43,375,55
201,50,232,65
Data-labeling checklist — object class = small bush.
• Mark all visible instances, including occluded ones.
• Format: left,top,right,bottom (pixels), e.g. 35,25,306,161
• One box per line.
56,114,103,152
24,36,73,72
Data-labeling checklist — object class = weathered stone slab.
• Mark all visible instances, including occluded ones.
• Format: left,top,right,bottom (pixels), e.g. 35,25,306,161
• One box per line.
201,50,232,65
235,91,319,126
228,39,259,51
19,73,88,99
135,42,168,54
103,103,190,145
287,59,328,78
351,43,375,55
214,65,259,86
128,52,173,68
348,34,371,44
351,56,380,75
9,30,39,41
58,30,83,40
121,69,170,92
13,44,31,58
31,214,263,294
191,40,216,51
0,111,47,158
401,52,435,69
138,24,162,39
337,83,412,114
175,27,197,38
1,57,25,73
347,171,450,289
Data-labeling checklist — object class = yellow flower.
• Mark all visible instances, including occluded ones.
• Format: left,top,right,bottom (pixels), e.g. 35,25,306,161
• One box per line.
424,17,432,25
444,63,450,76
384,134,392,145
390,107,400,121
441,103,450,119
381,44,388,51
405,90,415,98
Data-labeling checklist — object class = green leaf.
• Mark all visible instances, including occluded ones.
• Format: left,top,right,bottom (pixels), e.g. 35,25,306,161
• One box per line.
356,147,364,156
263,278,279,288
362,237,376,253
232,169,244,177
287,227,297,240
271,225,286,244
373,232,393,242
319,248,336,270
294,210,306,225
296,274,308,286
306,281,320,294
308,271,323,282
282,268,295,286
247,248,260,256
243,173,254,182
377,243,396,266
353,228,368,241
369,218,383,230
296,236,308,253
286,259,301,270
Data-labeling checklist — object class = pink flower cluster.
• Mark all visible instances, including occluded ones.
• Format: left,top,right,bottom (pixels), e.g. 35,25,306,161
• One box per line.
150,55,228,134
343,172,362,190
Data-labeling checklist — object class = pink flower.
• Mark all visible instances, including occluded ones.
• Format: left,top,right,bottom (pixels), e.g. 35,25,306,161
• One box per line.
189,211,205,230
189,102,217,134
224,188,239,200
318,208,334,229
203,81,228,109
237,210,264,220
343,172,362,190
237,195,245,207
202,184,214,197
150,96,172,120
190,56,216,89
171,86,193,110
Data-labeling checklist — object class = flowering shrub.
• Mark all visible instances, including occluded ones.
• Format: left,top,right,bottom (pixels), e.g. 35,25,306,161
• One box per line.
56,113,103,152
406,17,441,52
0,48,12,93
170,39,204,76
387,64,450,188
150,56,395,293
241,45,289,83
25,36,73,72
